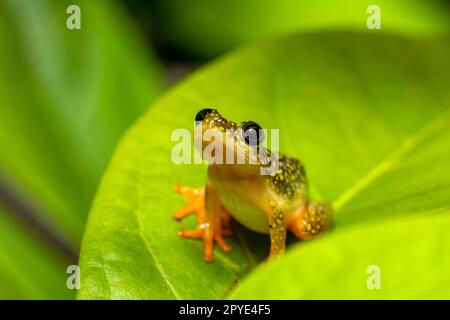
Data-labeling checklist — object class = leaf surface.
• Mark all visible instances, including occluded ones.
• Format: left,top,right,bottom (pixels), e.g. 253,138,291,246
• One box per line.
231,212,450,299
78,32,450,299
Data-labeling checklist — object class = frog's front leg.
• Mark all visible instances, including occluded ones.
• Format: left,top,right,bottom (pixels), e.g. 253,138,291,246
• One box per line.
173,182,232,262
268,209,286,260
172,185,205,220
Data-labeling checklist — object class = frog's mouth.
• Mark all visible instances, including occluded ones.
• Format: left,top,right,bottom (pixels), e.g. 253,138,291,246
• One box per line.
194,124,275,177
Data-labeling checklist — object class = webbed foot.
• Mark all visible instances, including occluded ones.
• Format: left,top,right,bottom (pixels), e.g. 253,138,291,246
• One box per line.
173,184,233,262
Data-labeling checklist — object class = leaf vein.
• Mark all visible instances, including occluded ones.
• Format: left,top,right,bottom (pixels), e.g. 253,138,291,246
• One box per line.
333,110,450,210
134,173,181,300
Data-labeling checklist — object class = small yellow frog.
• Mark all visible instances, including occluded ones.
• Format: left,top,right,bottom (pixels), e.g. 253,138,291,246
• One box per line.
173,109,332,262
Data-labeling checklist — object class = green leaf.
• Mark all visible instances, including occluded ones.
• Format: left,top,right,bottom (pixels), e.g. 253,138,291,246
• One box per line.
0,0,162,244
0,0,162,298
78,32,450,299
148,0,450,58
231,212,450,299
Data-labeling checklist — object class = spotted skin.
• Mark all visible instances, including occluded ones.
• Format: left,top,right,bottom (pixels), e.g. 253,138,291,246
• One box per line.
268,209,286,257
174,109,333,262
270,156,306,200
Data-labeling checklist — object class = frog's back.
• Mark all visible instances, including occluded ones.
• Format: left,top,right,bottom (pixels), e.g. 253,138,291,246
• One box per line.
269,155,307,201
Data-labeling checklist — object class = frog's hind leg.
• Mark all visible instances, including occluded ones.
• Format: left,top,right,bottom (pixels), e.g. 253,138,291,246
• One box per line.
288,202,333,240
173,183,232,262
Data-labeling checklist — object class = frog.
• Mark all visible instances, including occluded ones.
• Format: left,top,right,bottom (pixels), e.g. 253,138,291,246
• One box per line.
173,109,332,262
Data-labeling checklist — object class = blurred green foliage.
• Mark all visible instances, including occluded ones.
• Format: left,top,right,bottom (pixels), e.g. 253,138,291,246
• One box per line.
0,0,161,298
145,0,450,58
0,204,71,299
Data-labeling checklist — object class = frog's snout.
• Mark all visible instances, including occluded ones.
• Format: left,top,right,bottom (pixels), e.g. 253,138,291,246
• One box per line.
195,108,218,124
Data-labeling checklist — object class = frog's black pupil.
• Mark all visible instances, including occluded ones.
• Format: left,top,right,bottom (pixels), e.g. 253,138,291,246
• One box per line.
195,109,216,122
243,121,264,146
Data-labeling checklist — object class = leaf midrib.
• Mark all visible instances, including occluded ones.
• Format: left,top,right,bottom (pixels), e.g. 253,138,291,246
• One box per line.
333,109,450,211
135,172,181,300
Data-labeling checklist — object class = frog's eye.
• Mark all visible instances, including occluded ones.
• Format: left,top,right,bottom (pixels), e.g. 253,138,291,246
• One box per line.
195,108,217,123
242,121,264,146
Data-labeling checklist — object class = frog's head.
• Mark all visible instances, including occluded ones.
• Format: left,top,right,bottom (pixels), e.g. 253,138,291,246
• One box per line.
194,108,271,177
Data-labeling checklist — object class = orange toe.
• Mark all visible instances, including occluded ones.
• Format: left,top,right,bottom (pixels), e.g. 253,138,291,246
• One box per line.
173,184,233,262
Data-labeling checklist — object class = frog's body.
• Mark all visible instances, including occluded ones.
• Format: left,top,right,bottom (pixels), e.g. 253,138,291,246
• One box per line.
173,109,332,262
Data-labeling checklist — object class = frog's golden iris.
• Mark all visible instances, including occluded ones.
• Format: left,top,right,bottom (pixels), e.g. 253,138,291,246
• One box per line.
173,109,333,262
